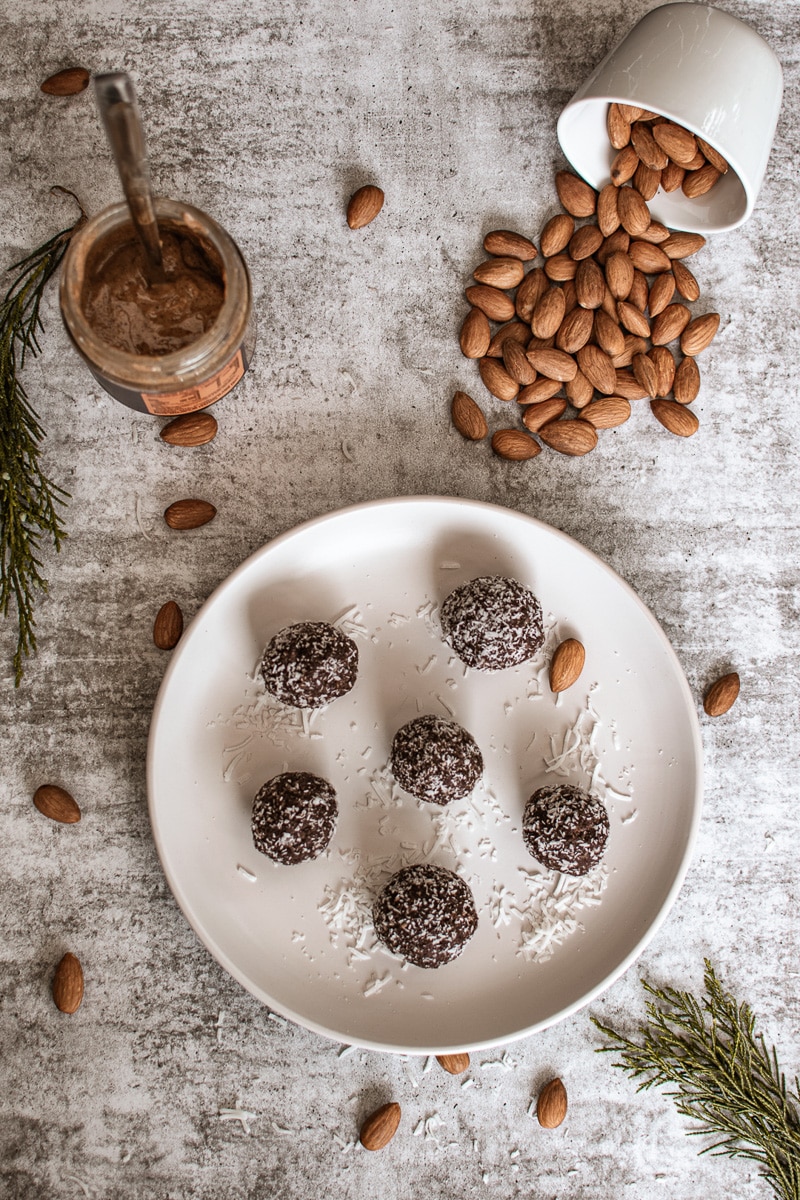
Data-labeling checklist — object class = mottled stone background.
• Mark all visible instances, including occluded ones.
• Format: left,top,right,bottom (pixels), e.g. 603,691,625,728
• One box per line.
1,0,799,1196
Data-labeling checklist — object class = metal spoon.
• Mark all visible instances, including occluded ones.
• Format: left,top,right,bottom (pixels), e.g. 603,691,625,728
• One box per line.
93,71,164,278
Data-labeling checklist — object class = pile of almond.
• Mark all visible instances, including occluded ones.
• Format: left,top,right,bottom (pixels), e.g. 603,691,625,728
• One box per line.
606,104,729,201
455,169,720,458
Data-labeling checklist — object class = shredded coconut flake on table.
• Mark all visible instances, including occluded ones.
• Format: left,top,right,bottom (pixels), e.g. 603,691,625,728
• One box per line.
218,1106,259,1135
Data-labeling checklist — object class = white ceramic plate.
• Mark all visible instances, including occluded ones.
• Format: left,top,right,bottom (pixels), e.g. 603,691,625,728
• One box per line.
147,497,702,1054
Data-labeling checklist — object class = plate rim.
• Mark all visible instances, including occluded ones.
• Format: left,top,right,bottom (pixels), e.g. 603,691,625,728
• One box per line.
146,495,704,1054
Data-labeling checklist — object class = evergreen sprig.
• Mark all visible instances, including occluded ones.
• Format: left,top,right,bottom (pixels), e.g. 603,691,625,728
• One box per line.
593,960,800,1199
0,187,85,685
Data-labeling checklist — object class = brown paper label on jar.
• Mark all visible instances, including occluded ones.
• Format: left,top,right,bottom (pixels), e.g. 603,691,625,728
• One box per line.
141,349,245,415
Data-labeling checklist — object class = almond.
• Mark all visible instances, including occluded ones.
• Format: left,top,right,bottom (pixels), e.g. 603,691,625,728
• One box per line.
503,339,537,385
650,303,692,346
539,213,575,258
159,410,218,446
598,229,630,264
616,300,650,339
522,397,568,431
592,309,625,359
682,164,721,198
703,671,740,716
565,369,594,408
555,170,596,218
648,271,675,318
596,183,621,237
537,1078,568,1128
556,307,594,354
41,67,90,96
491,429,541,460
515,268,548,321
568,224,603,261
486,321,530,357
631,121,669,171
465,284,516,323
628,268,649,312
526,348,577,382
652,121,698,165
610,145,639,186
617,186,651,236
459,307,491,358
33,784,81,824
452,390,489,440
473,256,525,289
574,258,605,310
628,240,671,274
660,159,686,192
696,137,729,174
532,287,567,340
649,346,676,397
637,220,670,244
544,254,578,282
661,232,706,260
651,398,699,437
153,600,184,650
164,498,217,529
614,369,649,400
582,395,631,428
484,230,537,260
577,344,615,395
673,355,701,404
633,161,660,202
612,334,648,369
680,312,720,356
359,1102,401,1150
617,103,644,123
436,1053,470,1075
346,184,384,229
53,952,84,1014
671,259,700,303
549,638,585,690
518,378,562,405
539,418,597,456
682,147,707,171
479,357,519,401
607,104,631,150
632,352,658,398
604,251,634,300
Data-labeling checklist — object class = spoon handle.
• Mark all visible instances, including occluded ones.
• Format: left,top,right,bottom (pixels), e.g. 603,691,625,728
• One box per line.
93,71,164,275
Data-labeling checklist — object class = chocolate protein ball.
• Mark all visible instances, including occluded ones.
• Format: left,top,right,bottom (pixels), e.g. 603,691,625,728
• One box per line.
373,863,478,968
522,783,609,876
391,714,483,805
260,621,358,708
440,575,544,670
252,771,337,865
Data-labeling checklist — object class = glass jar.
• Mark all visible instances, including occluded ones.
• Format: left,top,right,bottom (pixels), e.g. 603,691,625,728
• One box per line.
60,197,255,415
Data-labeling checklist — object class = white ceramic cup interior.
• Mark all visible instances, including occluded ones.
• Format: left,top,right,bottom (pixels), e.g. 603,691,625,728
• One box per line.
557,3,783,234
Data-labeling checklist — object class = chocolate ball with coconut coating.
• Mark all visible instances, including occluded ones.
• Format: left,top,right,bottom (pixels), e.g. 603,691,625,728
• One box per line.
260,621,358,708
373,863,478,968
440,575,544,671
523,783,609,876
391,714,483,805
252,771,337,865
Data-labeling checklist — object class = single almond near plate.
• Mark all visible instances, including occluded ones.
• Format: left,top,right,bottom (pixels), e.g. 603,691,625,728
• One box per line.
491,429,541,460
164,499,217,529
539,419,597,456
451,391,488,441
549,638,585,691
159,411,218,446
359,1102,401,1150
681,312,720,356
704,671,740,716
537,1078,568,1128
53,952,84,1013
346,184,384,229
555,171,596,218
41,67,90,95
33,784,81,824
153,601,184,650
436,1052,470,1075
539,213,574,257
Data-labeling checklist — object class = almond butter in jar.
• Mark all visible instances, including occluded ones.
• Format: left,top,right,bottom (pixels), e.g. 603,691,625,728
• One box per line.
59,198,255,415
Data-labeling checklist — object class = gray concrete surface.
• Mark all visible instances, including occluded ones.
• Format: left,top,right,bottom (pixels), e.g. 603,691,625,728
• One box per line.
2,0,799,1196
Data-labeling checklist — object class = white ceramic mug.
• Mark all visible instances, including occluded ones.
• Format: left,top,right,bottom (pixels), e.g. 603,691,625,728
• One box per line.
557,3,783,234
